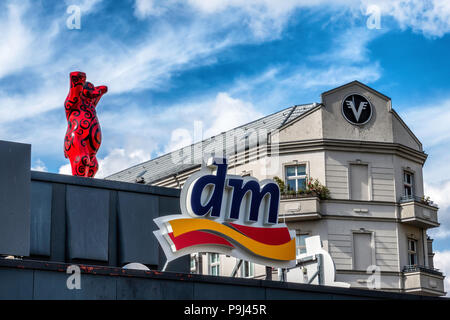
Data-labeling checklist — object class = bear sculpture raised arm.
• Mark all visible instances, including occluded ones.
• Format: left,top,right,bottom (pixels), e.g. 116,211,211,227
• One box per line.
64,71,107,178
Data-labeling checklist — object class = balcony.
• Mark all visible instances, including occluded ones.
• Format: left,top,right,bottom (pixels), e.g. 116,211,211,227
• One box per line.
278,195,321,221
403,265,446,296
399,196,439,229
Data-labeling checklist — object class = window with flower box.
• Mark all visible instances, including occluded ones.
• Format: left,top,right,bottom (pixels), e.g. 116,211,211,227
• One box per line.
285,164,307,192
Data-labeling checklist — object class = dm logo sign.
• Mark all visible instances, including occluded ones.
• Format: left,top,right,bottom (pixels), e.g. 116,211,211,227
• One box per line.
342,93,373,125
154,158,296,268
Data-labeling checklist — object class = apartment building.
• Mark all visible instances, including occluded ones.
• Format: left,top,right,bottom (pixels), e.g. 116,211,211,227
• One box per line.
106,81,445,296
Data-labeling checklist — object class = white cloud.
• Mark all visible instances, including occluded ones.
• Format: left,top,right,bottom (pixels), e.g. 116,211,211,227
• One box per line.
162,92,263,153
135,0,450,39
166,128,194,154
0,2,59,79
134,0,172,18
434,250,450,296
134,0,357,40
64,0,103,14
364,0,450,38
204,92,263,138
311,27,384,64
84,25,234,95
0,0,248,127
2,0,449,181
58,148,151,178
283,64,381,90
425,180,450,241
402,99,450,204
0,3,33,78
425,180,450,211
92,91,262,177
402,99,450,148
406,99,450,242
31,159,48,172
58,163,72,175
96,148,151,178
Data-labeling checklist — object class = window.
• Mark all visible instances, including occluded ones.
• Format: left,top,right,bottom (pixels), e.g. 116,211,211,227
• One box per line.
404,171,414,198
240,261,254,278
209,253,220,276
408,239,418,266
190,254,196,272
296,234,309,256
353,233,373,270
350,164,369,201
285,164,307,192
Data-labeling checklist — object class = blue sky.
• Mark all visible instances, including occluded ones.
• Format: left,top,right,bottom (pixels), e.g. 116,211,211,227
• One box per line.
1,0,450,287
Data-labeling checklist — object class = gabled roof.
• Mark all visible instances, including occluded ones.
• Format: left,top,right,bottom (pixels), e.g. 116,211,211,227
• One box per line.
321,80,392,102
105,103,317,184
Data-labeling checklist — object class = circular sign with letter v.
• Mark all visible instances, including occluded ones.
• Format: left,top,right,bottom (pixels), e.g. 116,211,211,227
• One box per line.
341,93,373,125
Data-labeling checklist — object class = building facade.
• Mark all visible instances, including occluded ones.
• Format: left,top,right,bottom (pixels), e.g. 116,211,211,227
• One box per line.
106,81,446,296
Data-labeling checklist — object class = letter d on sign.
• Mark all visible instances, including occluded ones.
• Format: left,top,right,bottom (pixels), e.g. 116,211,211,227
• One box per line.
189,159,227,218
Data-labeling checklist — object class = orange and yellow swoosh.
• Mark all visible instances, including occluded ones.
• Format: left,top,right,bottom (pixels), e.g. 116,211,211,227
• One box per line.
169,218,295,261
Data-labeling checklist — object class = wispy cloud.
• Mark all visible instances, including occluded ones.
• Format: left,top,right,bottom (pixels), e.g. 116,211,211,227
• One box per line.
80,92,263,177
402,99,450,241
402,99,450,148
425,180,450,241
0,2,59,79
31,159,48,172
434,250,450,296
1,0,449,202
363,0,450,38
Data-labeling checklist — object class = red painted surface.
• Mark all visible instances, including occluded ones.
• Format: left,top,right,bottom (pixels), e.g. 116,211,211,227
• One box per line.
228,223,291,245
168,231,234,250
64,71,107,177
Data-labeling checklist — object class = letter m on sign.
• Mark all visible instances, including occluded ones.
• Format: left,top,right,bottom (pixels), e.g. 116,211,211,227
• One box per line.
228,179,280,224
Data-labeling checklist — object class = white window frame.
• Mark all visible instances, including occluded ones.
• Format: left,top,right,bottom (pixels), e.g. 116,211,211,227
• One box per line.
295,233,310,256
408,238,418,266
209,253,220,276
403,171,414,198
284,162,308,192
190,254,196,272
240,260,254,278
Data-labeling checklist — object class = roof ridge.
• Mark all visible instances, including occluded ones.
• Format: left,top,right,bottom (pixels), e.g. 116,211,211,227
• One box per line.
279,105,297,128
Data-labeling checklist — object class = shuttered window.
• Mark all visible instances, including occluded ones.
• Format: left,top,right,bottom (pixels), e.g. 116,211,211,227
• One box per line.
350,164,369,200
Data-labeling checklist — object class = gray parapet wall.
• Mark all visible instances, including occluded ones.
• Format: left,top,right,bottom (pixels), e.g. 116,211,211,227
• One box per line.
0,139,188,272
0,140,31,257
0,259,445,300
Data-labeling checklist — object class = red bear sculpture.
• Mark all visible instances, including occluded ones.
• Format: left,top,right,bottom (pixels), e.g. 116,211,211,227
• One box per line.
64,71,107,178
